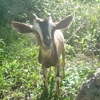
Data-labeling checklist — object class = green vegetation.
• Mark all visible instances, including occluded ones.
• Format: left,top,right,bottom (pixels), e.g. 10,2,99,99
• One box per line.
0,0,100,99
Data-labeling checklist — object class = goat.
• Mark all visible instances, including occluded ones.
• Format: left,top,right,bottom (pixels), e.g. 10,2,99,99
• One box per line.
11,14,73,96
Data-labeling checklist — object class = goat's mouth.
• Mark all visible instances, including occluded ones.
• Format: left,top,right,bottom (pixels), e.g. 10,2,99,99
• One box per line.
43,41,52,50
44,45,52,50
43,43,52,50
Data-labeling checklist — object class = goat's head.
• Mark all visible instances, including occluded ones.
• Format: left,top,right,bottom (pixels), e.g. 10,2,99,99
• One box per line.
12,14,73,49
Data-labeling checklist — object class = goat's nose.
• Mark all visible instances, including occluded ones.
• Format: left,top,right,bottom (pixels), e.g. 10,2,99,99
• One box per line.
44,36,51,47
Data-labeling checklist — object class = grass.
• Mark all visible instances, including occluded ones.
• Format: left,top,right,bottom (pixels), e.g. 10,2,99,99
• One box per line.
1,58,96,100
0,27,98,99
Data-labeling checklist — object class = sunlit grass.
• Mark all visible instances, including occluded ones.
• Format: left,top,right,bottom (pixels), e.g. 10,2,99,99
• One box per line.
1,42,97,99
0,24,98,100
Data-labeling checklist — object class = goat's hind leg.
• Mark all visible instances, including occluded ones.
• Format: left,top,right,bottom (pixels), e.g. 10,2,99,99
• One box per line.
61,45,66,78
62,51,65,78
55,62,60,96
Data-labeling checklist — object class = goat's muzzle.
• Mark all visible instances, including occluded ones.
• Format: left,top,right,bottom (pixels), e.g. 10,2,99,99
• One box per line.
43,36,52,49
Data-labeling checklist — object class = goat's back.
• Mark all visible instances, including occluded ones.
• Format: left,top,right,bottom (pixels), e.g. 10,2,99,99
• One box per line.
54,30,65,57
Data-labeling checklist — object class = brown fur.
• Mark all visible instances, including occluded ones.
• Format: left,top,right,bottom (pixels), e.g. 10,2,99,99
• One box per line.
37,30,65,67
11,15,73,96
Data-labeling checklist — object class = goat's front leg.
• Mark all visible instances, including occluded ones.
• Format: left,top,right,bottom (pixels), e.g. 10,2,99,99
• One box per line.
42,64,48,91
55,62,60,96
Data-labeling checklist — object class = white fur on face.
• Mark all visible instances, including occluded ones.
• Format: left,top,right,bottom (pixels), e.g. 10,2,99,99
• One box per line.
48,19,54,40
33,22,43,41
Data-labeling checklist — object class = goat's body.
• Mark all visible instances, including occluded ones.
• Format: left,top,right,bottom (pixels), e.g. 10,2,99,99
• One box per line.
12,14,72,96
38,30,65,95
54,30,65,57
38,30,65,68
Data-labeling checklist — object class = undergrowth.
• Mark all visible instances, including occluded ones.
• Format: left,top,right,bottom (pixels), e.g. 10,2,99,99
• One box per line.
0,26,98,99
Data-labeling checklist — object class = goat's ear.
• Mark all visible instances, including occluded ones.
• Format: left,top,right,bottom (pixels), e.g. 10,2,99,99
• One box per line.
12,21,34,33
55,16,73,29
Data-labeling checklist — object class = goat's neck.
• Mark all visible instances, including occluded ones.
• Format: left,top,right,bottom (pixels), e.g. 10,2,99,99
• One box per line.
40,47,53,59
38,43,58,65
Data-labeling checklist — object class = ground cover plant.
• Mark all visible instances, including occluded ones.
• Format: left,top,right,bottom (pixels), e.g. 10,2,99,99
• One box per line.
0,0,100,99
